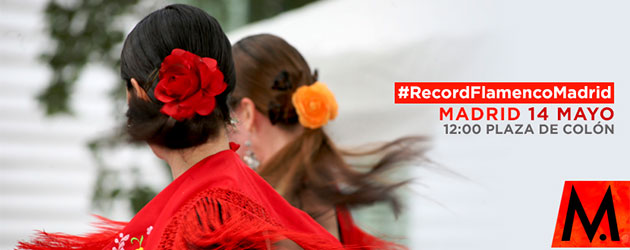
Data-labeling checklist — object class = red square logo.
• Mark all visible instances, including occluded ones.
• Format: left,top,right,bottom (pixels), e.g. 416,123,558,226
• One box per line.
552,181,630,247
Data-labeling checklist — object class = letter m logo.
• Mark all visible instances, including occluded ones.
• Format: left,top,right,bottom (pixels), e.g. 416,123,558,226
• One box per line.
552,181,630,247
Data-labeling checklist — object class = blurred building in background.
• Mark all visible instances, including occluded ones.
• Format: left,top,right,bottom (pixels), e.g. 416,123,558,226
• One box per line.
0,0,109,247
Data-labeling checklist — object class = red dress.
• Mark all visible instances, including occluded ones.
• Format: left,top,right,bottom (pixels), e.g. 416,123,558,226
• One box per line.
17,144,342,250
336,205,405,250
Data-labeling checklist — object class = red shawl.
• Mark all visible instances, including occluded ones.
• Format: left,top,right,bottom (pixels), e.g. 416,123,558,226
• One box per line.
17,145,342,250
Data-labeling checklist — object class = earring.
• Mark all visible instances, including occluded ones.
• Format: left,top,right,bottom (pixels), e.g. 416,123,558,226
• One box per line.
229,117,239,128
243,140,260,170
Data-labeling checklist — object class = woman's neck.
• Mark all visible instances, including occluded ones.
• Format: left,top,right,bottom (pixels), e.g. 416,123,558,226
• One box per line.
162,129,230,179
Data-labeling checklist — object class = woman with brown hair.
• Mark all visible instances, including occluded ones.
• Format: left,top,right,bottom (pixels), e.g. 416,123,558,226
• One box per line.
229,34,427,249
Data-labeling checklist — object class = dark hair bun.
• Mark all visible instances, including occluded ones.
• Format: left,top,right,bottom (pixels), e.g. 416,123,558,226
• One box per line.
121,4,235,149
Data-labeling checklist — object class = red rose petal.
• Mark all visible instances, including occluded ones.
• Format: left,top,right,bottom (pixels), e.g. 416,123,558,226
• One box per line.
169,75,199,99
161,102,195,121
180,91,205,109
197,59,212,89
202,57,217,69
169,64,191,76
171,48,187,57
206,74,227,96
161,57,188,77
210,81,227,96
160,102,179,119
154,80,176,103
201,58,227,96
194,95,216,116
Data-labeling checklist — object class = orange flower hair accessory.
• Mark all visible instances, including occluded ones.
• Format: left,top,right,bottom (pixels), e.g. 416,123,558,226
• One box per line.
291,81,338,129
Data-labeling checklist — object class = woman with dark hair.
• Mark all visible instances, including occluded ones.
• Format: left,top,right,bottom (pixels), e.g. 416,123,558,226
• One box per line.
229,34,427,249
17,5,342,250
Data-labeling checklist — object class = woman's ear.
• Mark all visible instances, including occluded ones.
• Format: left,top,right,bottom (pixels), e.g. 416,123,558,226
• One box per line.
237,97,257,132
130,78,150,101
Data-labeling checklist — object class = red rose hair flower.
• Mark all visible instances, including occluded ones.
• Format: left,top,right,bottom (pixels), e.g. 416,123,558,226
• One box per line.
154,49,227,121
